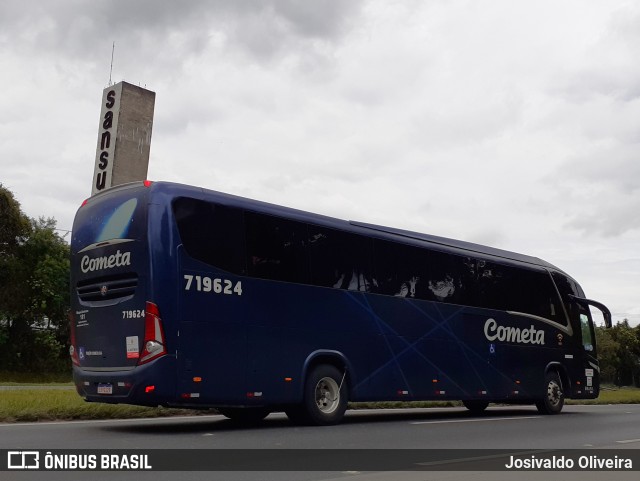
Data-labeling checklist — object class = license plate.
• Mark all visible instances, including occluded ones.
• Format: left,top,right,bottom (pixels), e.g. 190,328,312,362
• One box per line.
97,383,113,395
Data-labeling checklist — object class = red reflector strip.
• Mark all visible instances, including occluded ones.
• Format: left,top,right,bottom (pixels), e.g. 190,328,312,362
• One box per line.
139,301,167,365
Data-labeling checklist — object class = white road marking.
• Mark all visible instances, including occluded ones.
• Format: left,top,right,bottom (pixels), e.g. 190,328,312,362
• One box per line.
411,416,541,425
0,414,223,428
616,438,640,444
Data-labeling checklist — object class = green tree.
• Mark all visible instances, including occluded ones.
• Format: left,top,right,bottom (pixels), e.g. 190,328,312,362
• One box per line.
595,325,617,384
0,184,70,374
609,319,640,386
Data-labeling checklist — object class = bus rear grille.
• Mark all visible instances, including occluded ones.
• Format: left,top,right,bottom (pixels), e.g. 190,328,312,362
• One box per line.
77,275,138,302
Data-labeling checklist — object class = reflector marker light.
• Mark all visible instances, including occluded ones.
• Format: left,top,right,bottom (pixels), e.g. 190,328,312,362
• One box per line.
145,385,155,393
193,377,202,383
181,393,200,399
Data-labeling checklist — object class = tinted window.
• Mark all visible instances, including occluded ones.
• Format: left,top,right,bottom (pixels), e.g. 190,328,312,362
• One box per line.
373,240,476,305
374,240,427,297
173,197,246,274
72,190,147,251
308,226,373,291
245,212,309,283
478,261,562,323
552,271,587,330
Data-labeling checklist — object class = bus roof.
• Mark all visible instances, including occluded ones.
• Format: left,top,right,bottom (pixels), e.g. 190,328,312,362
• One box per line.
145,181,561,272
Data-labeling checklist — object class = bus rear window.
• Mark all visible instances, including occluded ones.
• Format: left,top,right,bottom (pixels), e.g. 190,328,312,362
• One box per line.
72,191,147,251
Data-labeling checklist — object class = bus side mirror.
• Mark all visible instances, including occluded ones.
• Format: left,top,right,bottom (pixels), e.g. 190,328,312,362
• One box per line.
568,295,612,328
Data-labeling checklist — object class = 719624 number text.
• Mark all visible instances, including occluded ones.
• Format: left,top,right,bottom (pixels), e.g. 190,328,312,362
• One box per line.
183,275,243,296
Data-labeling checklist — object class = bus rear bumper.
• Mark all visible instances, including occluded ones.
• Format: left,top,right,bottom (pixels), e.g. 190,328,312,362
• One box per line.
72,356,176,407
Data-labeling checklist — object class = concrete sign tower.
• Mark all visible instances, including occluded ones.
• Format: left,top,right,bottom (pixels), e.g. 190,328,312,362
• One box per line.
91,81,156,195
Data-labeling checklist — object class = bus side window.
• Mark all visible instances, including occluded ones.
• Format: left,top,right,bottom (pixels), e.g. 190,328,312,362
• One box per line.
476,262,563,324
245,212,309,284
580,313,594,352
373,240,425,298
308,226,373,291
551,271,584,332
173,198,246,274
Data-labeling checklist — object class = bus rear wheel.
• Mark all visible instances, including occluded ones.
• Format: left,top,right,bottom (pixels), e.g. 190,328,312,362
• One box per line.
287,364,348,426
536,371,564,415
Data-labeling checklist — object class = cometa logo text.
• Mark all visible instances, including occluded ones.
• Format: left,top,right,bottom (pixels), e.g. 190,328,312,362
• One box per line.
81,250,131,273
484,318,545,345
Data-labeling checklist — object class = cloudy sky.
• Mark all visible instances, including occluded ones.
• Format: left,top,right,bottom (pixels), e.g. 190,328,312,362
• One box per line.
1,0,638,325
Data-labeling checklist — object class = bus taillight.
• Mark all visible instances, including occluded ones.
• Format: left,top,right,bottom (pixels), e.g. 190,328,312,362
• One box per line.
139,301,167,365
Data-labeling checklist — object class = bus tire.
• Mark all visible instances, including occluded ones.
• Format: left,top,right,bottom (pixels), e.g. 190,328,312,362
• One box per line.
290,364,348,426
218,407,270,423
463,400,489,414
535,371,564,415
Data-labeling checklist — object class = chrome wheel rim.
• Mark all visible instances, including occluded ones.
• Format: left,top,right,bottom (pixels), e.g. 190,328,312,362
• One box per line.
315,376,340,414
547,379,562,407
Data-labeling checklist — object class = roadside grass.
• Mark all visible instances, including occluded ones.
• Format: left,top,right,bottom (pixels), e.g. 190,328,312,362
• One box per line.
0,371,72,385
1,381,638,423
0,389,207,423
566,385,640,405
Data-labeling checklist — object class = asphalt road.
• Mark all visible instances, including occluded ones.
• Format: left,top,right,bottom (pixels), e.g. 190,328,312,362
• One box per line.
2,404,640,481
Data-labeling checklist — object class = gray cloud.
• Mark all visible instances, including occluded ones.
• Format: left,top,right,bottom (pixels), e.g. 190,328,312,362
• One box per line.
1,0,363,65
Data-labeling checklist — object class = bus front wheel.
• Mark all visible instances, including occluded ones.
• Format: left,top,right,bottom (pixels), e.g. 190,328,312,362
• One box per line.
535,371,564,415
287,364,348,426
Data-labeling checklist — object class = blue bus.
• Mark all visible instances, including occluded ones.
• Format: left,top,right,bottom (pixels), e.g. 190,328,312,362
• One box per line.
70,181,611,425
